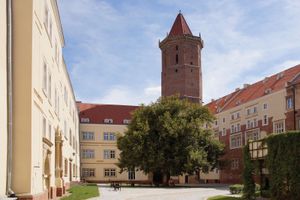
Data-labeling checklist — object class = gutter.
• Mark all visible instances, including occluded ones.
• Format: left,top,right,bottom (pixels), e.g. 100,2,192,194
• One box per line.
6,0,15,197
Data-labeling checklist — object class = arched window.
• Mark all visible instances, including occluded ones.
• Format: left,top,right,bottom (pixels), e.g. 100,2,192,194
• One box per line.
176,54,178,64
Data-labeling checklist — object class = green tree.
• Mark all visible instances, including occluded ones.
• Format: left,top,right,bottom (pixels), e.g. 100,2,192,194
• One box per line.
242,143,255,200
117,96,224,185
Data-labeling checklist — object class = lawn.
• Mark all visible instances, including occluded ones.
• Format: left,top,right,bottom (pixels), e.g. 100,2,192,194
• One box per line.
61,184,99,200
207,195,241,200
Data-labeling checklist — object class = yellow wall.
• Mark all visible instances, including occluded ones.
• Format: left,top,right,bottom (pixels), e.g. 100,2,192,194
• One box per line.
0,0,7,197
80,123,149,182
12,0,80,197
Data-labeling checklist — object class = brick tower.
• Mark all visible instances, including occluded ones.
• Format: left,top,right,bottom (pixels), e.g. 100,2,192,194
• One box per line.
159,13,204,104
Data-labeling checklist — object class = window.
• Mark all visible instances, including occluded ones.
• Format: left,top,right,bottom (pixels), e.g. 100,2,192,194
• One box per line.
81,118,90,123
230,134,242,149
64,120,67,137
273,120,285,133
104,169,116,177
175,45,178,50
44,4,49,26
43,117,47,137
222,128,226,136
103,132,116,141
223,118,225,123
43,62,47,92
253,107,257,113
263,103,268,110
49,19,52,41
48,123,51,140
287,97,293,109
104,119,113,124
215,120,218,126
82,168,95,177
82,132,94,140
247,118,258,129
231,159,239,170
123,119,131,124
247,106,257,115
263,115,268,126
69,130,72,145
231,114,234,120
64,159,68,177
82,149,95,159
104,150,115,159
231,125,234,134
246,129,260,142
48,73,51,100
128,169,135,180
175,54,178,64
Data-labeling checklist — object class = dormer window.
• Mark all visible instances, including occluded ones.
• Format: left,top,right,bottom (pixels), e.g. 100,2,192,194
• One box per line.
104,119,113,124
80,118,90,123
123,119,131,124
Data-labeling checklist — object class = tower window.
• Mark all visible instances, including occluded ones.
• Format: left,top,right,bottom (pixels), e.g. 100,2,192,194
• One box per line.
176,54,178,64
176,45,178,50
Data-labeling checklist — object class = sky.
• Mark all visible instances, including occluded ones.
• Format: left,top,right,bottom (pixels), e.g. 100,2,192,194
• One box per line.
58,0,300,105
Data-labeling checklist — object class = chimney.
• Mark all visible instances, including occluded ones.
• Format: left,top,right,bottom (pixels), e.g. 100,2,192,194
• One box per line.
243,84,250,88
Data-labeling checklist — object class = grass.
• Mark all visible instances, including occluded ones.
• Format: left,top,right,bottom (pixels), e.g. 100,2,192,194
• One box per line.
207,195,241,200
61,184,99,200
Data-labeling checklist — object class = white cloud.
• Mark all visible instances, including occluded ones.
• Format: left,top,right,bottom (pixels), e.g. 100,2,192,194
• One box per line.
80,85,161,105
59,0,300,106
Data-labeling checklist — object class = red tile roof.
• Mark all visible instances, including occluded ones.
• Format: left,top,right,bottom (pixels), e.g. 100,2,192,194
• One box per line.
169,13,193,37
77,103,139,124
206,64,300,114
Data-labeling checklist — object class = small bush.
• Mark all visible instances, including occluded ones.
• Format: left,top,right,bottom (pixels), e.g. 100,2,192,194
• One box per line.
229,184,244,194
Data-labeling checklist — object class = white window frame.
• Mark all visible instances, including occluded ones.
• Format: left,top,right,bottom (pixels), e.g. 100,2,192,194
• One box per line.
82,132,94,140
82,149,95,159
263,115,268,126
221,128,226,136
104,168,116,177
230,133,242,149
82,168,95,177
273,120,285,134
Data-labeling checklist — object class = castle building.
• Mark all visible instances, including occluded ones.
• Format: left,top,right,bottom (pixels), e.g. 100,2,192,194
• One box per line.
77,103,149,183
207,65,300,183
159,13,204,104
1,0,80,199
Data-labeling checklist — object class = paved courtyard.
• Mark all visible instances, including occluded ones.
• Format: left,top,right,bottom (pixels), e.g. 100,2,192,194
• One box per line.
90,184,230,200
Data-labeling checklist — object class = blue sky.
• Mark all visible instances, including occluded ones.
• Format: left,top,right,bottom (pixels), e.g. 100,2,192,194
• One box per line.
58,0,300,105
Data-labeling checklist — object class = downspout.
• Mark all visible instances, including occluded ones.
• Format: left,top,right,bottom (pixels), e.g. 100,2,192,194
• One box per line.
6,0,15,197
292,85,296,130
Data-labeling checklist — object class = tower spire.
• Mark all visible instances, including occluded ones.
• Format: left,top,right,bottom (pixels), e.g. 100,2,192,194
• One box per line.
169,13,192,37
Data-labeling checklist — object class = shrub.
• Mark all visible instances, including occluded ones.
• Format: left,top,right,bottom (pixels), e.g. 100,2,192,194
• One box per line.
261,190,271,198
242,144,255,199
229,184,243,194
266,132,300,200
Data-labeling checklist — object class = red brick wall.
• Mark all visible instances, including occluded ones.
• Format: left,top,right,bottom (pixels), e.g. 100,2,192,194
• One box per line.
160,36,203,103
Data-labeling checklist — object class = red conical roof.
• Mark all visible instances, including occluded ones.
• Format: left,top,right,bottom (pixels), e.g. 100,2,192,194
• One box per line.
169,13,193,36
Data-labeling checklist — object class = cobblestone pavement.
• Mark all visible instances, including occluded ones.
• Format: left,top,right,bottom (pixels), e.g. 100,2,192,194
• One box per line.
90,184,230,200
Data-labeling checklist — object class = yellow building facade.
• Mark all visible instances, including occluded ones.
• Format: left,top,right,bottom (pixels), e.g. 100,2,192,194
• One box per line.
78,103,149,183
0,0,8,198
0,0,81,199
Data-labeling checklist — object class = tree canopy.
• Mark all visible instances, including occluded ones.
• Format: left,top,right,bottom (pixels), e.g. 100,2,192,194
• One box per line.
117,96,224,184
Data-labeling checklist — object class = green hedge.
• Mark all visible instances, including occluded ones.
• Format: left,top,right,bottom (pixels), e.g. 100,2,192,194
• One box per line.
265,131,300,200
